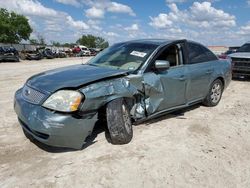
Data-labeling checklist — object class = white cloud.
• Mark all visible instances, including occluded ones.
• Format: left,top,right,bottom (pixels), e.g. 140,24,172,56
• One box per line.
124,24,141,39
85,7,105,19
189,2,236,28
149,2,236,30
0,0,91,43
66,16,90,30
125,24,139,32
149,14,173,29
148,2,243,46
237,23,250,36
247,0,250,6
82,0,136,17
104,31,119,37
87,19,102,31
107,2,136,16
55,0,80,7
0,0,58,17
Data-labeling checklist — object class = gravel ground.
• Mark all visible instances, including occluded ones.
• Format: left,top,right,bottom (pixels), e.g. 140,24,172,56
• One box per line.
0,57,250,188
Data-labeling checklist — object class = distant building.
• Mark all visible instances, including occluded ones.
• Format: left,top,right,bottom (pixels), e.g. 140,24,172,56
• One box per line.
207,46,229,55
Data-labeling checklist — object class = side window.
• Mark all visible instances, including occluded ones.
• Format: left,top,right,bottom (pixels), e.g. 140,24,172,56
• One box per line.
187,42,217,64
155,44,183,67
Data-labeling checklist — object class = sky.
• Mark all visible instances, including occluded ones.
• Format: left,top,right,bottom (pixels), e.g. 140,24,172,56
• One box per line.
0,0,250,46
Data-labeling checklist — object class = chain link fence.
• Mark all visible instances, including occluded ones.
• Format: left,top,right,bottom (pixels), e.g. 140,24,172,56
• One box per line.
0,43,70,52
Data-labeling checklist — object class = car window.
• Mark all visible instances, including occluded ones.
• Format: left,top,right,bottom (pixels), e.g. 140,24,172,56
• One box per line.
187,42,217,64
155,44,183,67
88,42,158,71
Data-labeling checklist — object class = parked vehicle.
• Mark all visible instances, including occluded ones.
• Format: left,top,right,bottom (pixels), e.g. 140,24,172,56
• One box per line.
42,48,55,59
0,46,19,62
72,46,90,56
228,42,250,78
79,46,91,56
26,49,43,60
54,50,67,58
89,48,99,56
218,49,237,59
75,51,87,57
26,52,43,60
14,39,231,149
72,46,81,54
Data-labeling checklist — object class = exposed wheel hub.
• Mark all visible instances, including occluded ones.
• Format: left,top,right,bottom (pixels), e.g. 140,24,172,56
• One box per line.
211,83,222,104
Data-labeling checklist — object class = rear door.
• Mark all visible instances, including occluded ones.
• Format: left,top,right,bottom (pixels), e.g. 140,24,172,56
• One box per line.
185,42,218,102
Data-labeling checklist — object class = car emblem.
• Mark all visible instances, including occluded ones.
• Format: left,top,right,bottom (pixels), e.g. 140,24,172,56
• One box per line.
24,89,31,96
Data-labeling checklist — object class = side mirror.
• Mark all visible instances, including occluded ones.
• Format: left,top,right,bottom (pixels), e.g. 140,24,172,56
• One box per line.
154,60,170,71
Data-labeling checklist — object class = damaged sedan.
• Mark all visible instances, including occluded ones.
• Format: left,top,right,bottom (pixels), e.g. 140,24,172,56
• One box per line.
14,39,232,149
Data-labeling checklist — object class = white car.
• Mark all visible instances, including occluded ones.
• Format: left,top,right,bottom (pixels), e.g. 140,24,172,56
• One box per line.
79,45,91,56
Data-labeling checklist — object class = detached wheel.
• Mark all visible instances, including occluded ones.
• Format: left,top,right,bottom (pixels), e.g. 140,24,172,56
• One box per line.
106,98,133,145
203,79,223,107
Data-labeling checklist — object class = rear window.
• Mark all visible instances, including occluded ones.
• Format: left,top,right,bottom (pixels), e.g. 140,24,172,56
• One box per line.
187,42,218,64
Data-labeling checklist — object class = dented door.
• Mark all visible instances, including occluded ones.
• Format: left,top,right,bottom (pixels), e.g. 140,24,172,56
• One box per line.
143,66,187,115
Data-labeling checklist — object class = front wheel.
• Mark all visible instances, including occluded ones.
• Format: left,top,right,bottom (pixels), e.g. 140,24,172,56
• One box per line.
203,79,223,107
106,98,133,145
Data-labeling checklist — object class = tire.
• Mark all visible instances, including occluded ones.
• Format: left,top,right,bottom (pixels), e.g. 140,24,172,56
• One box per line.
203,79,224,107
106,98,133,145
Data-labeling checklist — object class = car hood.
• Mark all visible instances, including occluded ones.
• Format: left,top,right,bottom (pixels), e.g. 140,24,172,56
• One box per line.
228,52,250,59
27,64,129,93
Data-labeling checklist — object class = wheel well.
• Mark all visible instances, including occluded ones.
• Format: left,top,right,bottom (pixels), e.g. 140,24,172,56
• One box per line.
216,77,225,87
97,97,135,121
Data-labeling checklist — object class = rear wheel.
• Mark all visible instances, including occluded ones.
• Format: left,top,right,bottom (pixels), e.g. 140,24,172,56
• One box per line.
203,79,223,107
106,98,133,145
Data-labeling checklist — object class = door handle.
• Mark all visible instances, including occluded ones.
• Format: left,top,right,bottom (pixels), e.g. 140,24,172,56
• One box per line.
178,75,186,81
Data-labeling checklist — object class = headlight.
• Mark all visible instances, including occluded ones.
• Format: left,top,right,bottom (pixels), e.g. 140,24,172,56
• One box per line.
42,90,83,112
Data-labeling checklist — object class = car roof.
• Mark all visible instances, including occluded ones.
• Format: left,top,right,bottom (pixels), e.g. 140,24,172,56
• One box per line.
123,39,184,46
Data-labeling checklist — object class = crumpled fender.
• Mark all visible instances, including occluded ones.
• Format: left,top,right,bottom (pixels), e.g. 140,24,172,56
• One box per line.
79,76,144,116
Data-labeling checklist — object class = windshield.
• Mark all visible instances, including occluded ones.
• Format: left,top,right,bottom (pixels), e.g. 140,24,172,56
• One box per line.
88,42,158,71
237,43,250,52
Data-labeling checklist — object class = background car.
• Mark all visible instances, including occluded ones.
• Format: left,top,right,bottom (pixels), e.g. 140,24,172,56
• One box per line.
228,42,250,78
0,46,19,62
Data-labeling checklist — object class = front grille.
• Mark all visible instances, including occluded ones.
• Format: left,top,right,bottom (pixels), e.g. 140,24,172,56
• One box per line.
232,58,250,67
21,85,46,104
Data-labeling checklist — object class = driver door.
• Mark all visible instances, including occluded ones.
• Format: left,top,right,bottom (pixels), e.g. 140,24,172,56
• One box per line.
143,43,187,115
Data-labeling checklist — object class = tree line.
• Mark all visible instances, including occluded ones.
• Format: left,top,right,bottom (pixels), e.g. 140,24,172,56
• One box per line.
0,8,109,49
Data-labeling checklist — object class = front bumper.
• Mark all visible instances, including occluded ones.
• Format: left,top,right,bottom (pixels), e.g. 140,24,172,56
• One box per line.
14,89,98,149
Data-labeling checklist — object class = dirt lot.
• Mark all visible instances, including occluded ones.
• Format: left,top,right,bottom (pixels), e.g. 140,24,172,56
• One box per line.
0,57,250,188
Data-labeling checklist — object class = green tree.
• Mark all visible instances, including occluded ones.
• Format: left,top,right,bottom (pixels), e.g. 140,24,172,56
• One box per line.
51,41,61,47
95,36,109,49
76,34,109,49
62,43,75,48
29,38,38,44
0,8,32,43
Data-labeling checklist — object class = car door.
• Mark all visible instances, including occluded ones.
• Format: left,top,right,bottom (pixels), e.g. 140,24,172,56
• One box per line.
143,43,187,115
185,42,218,102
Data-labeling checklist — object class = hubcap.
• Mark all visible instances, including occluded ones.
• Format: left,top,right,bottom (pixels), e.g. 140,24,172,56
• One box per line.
122,104,131,133
210,83,222,104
